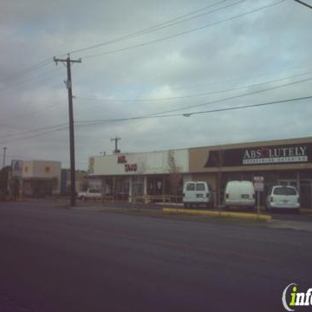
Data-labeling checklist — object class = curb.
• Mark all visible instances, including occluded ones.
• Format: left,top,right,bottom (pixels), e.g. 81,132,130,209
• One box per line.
162,208,272,221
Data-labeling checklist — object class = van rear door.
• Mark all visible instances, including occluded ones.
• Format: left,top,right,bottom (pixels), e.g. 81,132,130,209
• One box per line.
195,182,208,202
184,182,195,203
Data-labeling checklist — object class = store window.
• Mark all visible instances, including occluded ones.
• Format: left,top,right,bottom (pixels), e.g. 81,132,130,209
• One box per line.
132,177,144,196
147,177,164,195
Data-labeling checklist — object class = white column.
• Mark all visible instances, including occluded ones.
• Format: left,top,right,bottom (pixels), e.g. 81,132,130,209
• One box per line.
143,176,147,195
128,177,133,203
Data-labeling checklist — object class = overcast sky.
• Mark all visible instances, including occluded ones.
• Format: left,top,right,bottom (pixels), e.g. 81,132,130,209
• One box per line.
1,0,312,170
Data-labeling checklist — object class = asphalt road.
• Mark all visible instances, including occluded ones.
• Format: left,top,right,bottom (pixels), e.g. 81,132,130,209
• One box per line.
0,201,311,312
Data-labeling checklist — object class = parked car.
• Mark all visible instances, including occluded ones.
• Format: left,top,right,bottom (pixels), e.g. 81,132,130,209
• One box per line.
266,185,300,212
183,181,213,208
77,188,102,201
224,180,255,209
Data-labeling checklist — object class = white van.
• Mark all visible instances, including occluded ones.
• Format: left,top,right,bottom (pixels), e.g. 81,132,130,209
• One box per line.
266,185,300,212
224,180,255,209
183,181,213,208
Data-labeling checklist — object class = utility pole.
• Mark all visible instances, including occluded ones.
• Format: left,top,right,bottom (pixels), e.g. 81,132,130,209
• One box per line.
111,137,121,154
54,55,81,206
2,147,7,168
294,0,312,9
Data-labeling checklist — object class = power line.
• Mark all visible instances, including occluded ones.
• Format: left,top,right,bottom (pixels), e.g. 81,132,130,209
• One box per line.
82,0,285,59
73,95,312,127
0,58,52,83
74,75,312,124
0,94,310,144
0,67,61,92
0,123,69,140
182,95,312,117
0,101,65,123
0,125,69,145
1,74,310,142
74,69,312,103
70,0,239,55
0,1,235,87
144,76,312,117
2,59,309,129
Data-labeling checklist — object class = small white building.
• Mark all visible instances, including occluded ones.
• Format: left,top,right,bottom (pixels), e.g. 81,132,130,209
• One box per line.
21,160,61,196
88,149,189,201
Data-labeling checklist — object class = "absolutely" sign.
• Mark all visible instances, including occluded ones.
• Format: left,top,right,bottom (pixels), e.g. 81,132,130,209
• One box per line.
243,146,308,165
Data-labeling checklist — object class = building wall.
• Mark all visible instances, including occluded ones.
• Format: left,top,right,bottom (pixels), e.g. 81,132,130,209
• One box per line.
90,149,189,177
22,161,34,178
23,161,61,179
22,160,62,195
60,169,88,195
189,137,312,173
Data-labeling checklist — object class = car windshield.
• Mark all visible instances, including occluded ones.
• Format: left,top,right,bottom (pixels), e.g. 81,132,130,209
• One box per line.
273,187,297,196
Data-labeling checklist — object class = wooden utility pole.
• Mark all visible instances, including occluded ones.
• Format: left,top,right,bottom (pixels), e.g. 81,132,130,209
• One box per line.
54,55,81,206
2,147,7,168
111,137,121,154
294,0,312,9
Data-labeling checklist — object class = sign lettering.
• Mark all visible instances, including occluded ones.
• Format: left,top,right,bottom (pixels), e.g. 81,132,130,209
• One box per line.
125,164,137,172
204,143,312,168
117,155,127,164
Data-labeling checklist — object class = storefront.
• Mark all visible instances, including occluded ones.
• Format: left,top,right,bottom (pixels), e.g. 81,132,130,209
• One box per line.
189,137,312,208
88,137,312,208
88,149,189,202
7,160,62,198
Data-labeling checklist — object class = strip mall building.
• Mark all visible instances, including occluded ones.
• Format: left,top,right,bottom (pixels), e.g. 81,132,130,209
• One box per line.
88,137,312,208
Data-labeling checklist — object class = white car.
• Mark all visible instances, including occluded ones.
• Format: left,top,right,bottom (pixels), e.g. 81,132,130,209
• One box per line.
77,188,102,201
266,186,300,212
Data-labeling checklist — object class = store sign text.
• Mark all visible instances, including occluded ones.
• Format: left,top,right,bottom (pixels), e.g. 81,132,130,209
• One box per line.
117,155,127,164
117,155,137,172
243,146,308,165
125,164,137,172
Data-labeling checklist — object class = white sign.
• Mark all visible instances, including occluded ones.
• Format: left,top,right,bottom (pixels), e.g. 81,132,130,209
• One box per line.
11,160,23,177
243,146,308,165
253,176,264,192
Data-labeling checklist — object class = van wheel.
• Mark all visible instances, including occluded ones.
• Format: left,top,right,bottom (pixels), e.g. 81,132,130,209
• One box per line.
81,196,86,202
184,203,188,208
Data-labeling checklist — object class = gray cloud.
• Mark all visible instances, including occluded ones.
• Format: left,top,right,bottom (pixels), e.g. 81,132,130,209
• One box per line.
1,0,312,169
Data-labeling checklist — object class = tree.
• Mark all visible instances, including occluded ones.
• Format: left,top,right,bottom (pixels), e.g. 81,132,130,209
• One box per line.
0,166,10,193
216,149,224,209
167,150,182,202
